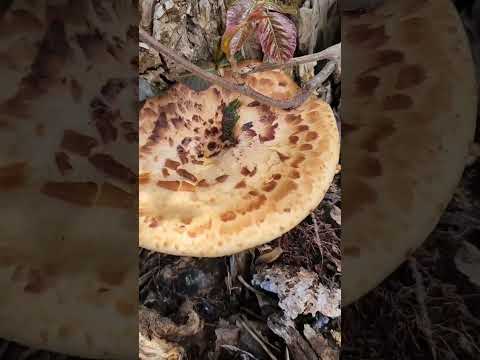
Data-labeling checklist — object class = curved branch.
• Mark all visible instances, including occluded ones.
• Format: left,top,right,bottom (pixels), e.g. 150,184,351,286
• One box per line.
139,29,337,109
244,43,341,75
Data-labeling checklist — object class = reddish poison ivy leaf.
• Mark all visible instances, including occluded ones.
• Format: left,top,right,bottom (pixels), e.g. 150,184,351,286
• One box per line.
256,10,297,63
222,21,255,59
222,0,297,63
226,0,256,29
222,0,270,58
222,0,262,59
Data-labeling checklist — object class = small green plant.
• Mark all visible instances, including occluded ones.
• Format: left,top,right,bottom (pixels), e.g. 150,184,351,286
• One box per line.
221,0,299,65
221,99,242,143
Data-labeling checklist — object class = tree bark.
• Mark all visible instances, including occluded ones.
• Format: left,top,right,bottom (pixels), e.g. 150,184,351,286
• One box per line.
139,0,227,91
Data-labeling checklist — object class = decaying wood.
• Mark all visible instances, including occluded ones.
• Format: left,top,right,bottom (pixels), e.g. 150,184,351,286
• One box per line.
139,0,156,33
303,325,339,360
298,0,339,53
267,313,318,360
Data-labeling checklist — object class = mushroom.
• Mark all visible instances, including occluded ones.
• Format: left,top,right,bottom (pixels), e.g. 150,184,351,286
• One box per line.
139,66,340,257
342,0,477,305
0,1,138,359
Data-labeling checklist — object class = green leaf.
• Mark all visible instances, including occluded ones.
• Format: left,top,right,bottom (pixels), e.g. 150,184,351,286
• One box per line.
221,99,242,143
214,38,226,66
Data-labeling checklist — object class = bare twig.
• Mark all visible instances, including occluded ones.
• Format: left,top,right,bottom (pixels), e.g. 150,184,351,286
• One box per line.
241,315,282,352
244,43,341,75
306,61,338,91
221,345,258,359
175,43,341,80
139,29,337,109
239,318,279,360
311,211,324,266
240,306,265,321
238,274,264,296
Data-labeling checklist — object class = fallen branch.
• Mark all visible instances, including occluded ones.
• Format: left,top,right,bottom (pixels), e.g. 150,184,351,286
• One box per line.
139,29,338,109
243,43,341,75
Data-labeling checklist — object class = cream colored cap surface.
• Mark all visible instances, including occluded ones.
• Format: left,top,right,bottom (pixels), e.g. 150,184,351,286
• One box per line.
139,68,340,257
0,1,137,358
342,0,477,306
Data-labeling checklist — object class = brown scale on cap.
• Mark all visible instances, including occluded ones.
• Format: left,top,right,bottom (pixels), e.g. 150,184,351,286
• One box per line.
0,162,28,190
342,0,477,306
55,152,73,175
139,64,340,258
0,1,138,358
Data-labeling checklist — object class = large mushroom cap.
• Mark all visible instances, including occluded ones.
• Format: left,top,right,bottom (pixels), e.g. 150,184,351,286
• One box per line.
139,67,340,257
343,0,477,305
0,1,137,358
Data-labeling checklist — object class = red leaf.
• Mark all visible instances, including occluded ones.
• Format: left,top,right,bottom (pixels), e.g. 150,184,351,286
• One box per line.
222,21,255,58
230,23,256,56
223,0,260,58
225,0,257,30
255,11,297,63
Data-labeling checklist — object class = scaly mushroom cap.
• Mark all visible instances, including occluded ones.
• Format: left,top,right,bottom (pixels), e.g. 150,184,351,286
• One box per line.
139,67,340,256
0,1,137,359
342,0,477,305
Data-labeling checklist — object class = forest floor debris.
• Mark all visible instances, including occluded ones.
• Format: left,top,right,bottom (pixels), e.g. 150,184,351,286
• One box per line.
139,171,342,360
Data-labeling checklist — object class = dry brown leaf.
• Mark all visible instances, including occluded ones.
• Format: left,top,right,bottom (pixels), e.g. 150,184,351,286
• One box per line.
329,205,341,226
215,322,241,354
255,247,284,265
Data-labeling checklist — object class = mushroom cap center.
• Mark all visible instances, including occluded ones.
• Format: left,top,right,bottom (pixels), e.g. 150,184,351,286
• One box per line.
140,85,280,168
